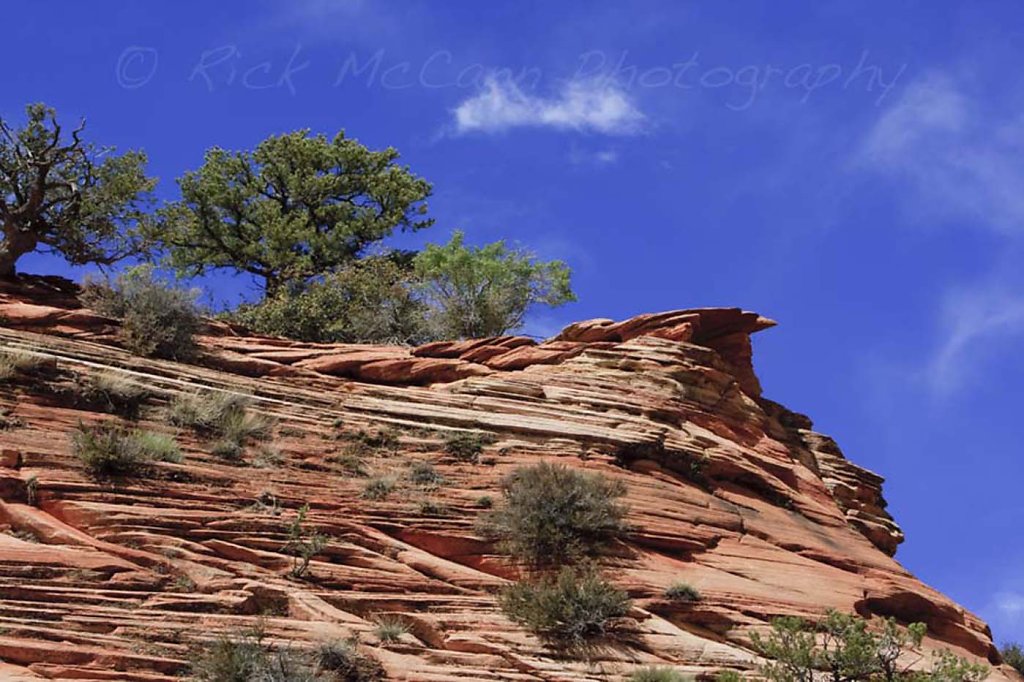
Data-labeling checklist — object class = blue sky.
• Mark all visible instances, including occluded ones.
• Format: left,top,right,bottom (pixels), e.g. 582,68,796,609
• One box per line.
3,1,1023,645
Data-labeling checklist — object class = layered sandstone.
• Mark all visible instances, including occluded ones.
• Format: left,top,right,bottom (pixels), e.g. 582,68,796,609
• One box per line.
0,276,1016,681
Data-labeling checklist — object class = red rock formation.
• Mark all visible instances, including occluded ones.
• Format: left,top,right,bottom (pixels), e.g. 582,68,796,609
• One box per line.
0,276,1018,680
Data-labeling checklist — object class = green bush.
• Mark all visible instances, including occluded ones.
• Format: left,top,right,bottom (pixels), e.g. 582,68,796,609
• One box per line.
664,582,701,603
751,611,987,682
480,461,629,567
373,616,409,644
1003,642,1024,675
362,476,396,500
283,504,327,579
77,371,152,418
191,627,321,682
80,265,201,360
499,564,631,651
316,638,386,681
408,461,445,487
0,349,50,381
228,256,434,345
71,422,181,477
169,390,273,446
629,667,688,682
443,431,495,463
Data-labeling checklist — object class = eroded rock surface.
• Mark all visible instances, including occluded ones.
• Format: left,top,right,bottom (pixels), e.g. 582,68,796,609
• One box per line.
0,276,1016,680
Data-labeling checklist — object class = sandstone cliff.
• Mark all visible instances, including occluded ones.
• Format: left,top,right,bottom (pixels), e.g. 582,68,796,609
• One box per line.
0,276,1015,680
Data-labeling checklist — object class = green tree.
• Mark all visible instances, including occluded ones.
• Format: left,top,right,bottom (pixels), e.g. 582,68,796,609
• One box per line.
0,103,155,277
1000,642,1023,675
750,610,988,682
154,129,432,296
414,230,575,338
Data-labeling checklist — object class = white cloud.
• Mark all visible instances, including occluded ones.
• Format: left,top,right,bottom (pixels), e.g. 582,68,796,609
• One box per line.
452,76,645,135
998,592,1024,619
567,145,619,166
927,278,1024,395
858,73,1024,233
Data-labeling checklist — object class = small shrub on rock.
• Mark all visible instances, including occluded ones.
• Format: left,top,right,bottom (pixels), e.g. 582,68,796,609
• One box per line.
443,430,495,462
408,461,445,487
316,637,386,681
629,667,688,682
373,616,409,644
362,476,396,500
664,582,701,603
0,349,51,381
169,390,274,447
77,371,152,418
80,265,201,360
480,461,629,567
499,564,631,651
191,626,320,682
72,422,181,477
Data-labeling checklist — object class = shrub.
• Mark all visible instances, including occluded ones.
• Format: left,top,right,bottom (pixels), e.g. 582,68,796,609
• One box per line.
211,439,244,461
362,476,396,500
80,265,201,360
751,611,987,682
664,582,701,603
443,431,496,463
373,617,409,644
190,626,320,682
1003,643,1024,675
0,407,23,430
169,390,273,446
499,564,631,651
475,495,494,509
480,461,629,567
0,349,52,382
283,504,328,579
71,422,181,477
227,256,434,345
629,667,688,682
78,371,152,418
327,451,368,477
316,638,386,681
408,461,445,487
715,671,743,682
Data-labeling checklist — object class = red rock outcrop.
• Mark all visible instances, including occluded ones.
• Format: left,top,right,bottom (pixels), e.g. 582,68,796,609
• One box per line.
0,276,1017,680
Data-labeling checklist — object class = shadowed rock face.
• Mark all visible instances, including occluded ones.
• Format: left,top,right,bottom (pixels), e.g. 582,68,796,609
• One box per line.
0,276,1016,681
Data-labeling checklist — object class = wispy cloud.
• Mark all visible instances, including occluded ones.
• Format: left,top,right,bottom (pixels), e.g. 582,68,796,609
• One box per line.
452,76,645,135
857,73,1024,233
927,279,1024,395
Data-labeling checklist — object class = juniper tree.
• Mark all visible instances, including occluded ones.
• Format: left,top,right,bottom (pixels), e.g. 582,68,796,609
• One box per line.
0,103,155,277
153,129,433,296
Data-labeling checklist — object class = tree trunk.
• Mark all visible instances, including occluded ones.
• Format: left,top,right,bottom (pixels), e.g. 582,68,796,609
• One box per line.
0,223,38,279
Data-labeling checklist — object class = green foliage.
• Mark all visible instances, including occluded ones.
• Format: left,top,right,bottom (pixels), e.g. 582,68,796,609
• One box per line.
499,564,631,651
407,461,445,487
664,582,701,603
480,461,629,568
77,370,152,418
413,230,575,338
751,610,987,682
0,103,155,277
283,504,328,579
715,671,743,682
1002,642,1024,674
0,349,50,381
373,617,409,644
316,638,386,681
362,476,396,500
475,495,494,509
628,666,689,682
228,255,433,344
168,390,273,448
211,439,244,461
443,430,496,463
154,129,432,296
190,625,322,682
71,422,181,477
80,265,201,360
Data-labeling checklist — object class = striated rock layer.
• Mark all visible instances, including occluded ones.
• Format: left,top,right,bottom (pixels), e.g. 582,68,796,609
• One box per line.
0,276,1016,681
